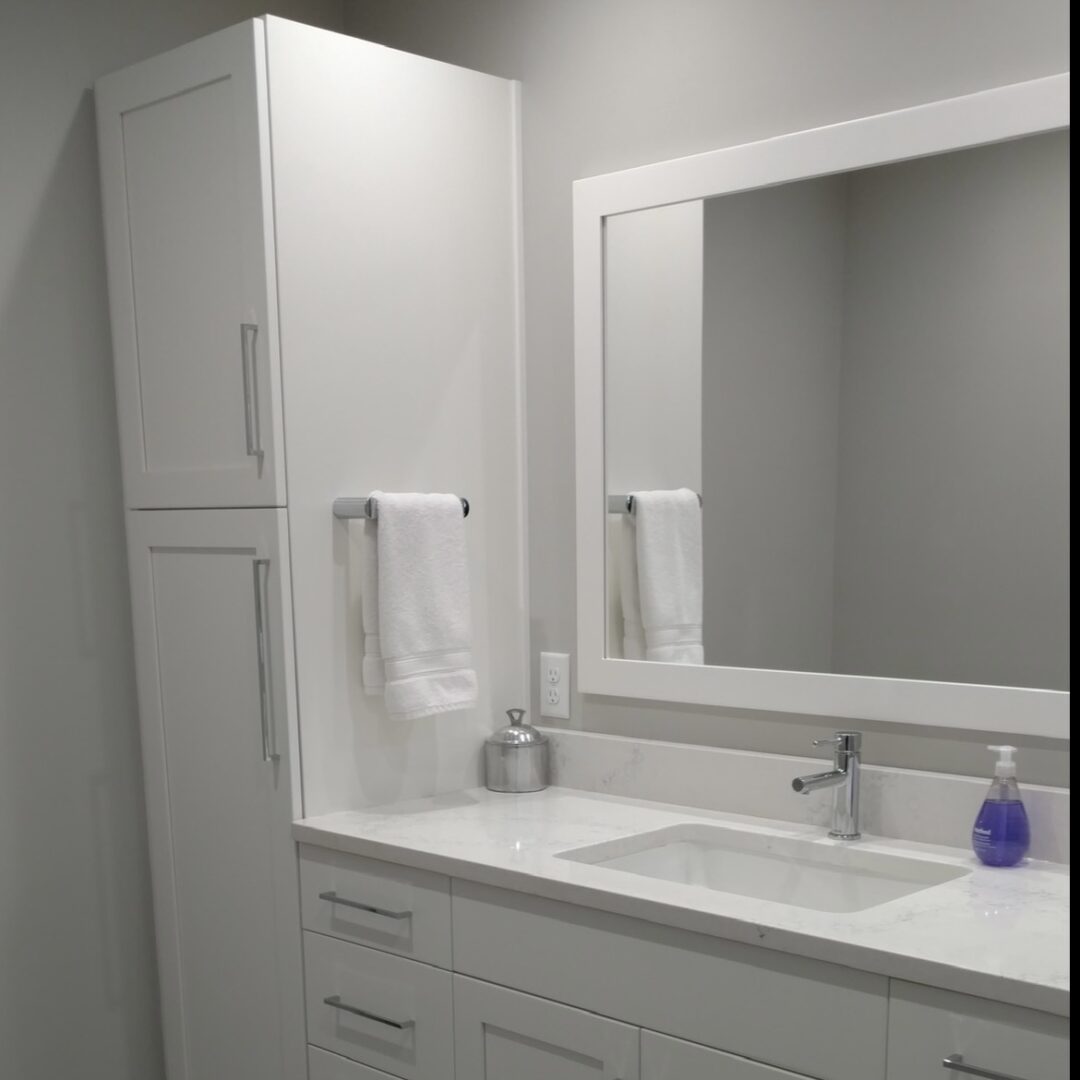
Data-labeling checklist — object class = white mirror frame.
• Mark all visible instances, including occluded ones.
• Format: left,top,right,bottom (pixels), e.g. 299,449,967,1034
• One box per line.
573,74,1070,739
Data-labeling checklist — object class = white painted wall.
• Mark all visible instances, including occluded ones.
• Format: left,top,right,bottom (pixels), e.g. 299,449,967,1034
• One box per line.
266,21,527,815
605,201,703,657
701,178,846,672
342,0,1070,785
0,3,341,1078
832,132,1070,691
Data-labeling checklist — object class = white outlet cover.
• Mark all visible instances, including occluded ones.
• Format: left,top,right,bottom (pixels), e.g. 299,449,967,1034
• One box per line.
540,652,570,719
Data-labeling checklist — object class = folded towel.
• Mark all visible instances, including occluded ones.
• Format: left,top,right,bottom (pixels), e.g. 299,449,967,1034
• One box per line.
370,492,478,719
360,520,384,695
631,489,703,665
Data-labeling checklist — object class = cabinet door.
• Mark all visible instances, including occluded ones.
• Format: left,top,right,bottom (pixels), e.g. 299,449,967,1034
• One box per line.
126,509,303,1080
643,1031,814,1079
886,981,1068,1080
96,20,285,508
454,975,640,1080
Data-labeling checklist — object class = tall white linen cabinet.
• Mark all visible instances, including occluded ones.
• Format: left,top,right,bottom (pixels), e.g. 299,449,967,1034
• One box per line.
95,16,527,1080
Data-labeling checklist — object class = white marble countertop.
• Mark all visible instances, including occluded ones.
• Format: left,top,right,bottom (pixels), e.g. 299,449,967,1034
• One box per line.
294,786,1070,1017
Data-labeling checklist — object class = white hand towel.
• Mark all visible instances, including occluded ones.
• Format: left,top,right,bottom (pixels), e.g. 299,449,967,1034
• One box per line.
360,520,384,695
373,492,479,720
617,514,646,660
632,489,703,665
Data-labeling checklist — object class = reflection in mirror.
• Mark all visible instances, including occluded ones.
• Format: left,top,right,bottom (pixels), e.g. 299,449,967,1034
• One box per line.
605,131,1069,689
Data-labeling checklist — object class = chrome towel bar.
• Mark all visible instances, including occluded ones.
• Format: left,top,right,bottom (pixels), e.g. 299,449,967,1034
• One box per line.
333,495,470,520
607,492,702,515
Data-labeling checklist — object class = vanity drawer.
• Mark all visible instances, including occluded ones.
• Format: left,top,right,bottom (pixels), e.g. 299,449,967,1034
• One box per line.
643,1031,813,1078
309,1045,401,1080
303,930,453,1080
452,880,887,1080
299,844,452,968
886,981,1068,1080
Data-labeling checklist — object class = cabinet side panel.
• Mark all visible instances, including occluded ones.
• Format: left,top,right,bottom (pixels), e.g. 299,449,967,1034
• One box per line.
266,19,526,812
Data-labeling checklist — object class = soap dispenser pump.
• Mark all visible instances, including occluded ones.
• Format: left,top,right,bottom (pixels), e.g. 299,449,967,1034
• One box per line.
972,745,1030,867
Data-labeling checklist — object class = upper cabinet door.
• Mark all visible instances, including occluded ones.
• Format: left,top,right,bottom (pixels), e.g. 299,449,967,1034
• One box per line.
95,20,285,507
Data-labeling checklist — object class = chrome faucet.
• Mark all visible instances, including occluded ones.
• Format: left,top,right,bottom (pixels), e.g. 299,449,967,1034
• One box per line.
792,731,862,840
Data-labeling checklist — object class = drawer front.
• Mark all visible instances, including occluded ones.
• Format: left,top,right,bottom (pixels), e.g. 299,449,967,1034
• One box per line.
300,845,452,968
452,881,887,1080
643,1031,812,1079
454,974,640,1079
309,1045,402,1079
887,981,1069,1080
303,931,453,1080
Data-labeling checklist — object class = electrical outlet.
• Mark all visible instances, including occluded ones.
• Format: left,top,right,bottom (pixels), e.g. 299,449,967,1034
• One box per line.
540,651,570,719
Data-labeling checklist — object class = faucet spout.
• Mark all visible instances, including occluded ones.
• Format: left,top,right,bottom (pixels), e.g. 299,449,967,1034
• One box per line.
791,731,862,840
791,769,846,794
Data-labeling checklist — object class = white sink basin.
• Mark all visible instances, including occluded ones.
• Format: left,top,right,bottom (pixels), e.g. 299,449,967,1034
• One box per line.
557,824,968,913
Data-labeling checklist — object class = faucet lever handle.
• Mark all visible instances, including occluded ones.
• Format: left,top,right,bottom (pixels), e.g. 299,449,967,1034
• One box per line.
813,731,862,753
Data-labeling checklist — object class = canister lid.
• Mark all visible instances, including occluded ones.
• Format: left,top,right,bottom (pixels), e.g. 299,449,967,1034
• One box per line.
486,708,548,748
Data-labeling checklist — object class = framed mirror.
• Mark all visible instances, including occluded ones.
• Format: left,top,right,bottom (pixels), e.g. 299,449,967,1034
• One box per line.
574,75,1069,737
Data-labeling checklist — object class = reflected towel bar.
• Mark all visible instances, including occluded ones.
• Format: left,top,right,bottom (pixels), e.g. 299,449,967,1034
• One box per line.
607,493,702,515
333,496,470,520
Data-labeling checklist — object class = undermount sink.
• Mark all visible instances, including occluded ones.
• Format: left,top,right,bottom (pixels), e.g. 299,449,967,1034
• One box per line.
557,823,969,913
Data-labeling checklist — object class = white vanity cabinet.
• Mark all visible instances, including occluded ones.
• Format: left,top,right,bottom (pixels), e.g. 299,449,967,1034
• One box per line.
296,844,1069,1080
95,21,286,509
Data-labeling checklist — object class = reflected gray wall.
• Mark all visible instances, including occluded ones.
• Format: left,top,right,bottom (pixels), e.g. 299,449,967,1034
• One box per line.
0,3,342,1078
702,177,847,672
833,133,1070,690
699,134,1069,691
341,0,1069,787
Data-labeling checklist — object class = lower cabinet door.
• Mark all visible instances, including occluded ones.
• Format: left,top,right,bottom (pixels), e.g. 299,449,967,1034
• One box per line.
642,1031,813,1079
126,509,304,1080
453,975,640,1080
886,981,1069,1080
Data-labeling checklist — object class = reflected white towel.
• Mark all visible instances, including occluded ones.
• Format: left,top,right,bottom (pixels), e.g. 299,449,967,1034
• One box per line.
617,514,646,660
371,492,478,720
632,489,703,664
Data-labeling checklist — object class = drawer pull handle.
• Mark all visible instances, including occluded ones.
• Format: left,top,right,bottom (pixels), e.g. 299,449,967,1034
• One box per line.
318,890,411,920
323,995,414,1031
943,1054,1027,1080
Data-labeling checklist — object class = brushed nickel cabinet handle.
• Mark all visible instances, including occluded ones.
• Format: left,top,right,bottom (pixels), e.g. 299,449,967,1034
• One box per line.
943,1053,1029,1080
240,323,262,458
318,890,411,920
323,995,414,1031
252,558,278,762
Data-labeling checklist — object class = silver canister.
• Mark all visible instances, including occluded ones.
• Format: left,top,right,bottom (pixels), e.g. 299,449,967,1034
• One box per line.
484,708,549,793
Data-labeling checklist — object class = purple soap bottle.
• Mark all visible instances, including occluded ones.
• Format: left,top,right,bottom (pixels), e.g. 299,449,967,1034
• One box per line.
972,745,1030,867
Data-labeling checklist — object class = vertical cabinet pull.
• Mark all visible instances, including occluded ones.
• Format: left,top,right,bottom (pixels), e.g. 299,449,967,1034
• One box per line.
252,558,278,762
241,323,262,458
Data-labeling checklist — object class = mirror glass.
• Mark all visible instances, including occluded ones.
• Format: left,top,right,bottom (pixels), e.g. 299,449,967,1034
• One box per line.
604,130,1069,690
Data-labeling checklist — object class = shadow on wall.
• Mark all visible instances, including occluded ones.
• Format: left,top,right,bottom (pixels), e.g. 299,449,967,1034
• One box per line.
0,91,164,1079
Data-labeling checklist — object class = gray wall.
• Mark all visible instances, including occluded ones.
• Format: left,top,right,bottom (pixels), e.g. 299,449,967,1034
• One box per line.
702,178,846,672
833,133,1070,691
342,0,1069,786
0,3,342,1078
